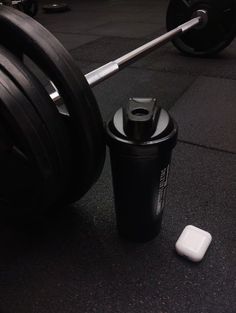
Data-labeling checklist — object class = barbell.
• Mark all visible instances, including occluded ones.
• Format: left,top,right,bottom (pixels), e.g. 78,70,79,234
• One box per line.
0,0,235,216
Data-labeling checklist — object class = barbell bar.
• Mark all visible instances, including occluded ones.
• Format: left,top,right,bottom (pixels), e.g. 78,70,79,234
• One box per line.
49,0,236,107
50,10,207,105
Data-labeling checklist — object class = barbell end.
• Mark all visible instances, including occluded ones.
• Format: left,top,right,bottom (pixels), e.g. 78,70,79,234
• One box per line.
192,9,208,30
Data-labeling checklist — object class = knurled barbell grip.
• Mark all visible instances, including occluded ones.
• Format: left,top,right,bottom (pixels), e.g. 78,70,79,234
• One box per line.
50,11,207,105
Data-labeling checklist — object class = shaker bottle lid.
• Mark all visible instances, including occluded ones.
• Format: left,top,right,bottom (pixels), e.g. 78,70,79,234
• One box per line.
112,98,172,142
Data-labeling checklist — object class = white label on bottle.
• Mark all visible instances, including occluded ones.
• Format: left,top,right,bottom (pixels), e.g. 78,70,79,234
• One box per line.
156,165,170,216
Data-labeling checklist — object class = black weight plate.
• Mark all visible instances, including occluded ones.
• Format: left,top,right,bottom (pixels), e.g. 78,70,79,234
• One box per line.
0,7,106,198
0,45,72,204
0,70,58,215
0,6,106,200
42,3,69,13
166,0,236,56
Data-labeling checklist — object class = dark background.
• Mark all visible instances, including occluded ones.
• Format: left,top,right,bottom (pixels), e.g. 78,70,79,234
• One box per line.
0,1,235,312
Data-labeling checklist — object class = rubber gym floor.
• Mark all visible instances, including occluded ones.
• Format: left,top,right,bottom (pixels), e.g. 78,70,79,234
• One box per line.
0,1,235,312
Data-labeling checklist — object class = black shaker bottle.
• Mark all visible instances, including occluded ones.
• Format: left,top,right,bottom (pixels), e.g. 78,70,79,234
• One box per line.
106,98,178,242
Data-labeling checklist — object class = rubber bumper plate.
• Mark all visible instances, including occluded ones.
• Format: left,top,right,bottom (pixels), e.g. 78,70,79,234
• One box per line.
166,0,236,56
0,6,106,203
42,3,70,13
